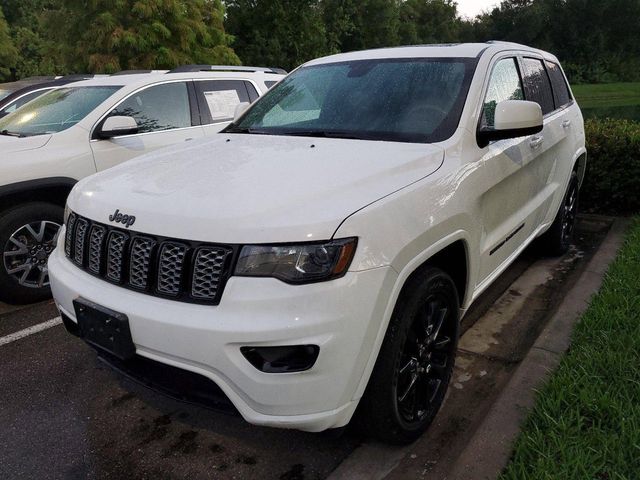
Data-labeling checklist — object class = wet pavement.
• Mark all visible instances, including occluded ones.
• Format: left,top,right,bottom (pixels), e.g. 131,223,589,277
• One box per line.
0,216,612,480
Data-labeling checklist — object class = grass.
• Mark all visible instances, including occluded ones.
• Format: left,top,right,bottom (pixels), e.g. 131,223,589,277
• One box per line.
500,218,640,480
572,82,640,109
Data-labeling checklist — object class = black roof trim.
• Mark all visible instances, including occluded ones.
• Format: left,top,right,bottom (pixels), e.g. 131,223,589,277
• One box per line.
168,65,287,75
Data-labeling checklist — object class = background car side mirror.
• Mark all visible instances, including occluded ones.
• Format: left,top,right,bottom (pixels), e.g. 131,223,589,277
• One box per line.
477,100,543,148
98,115,139,139
233,102,250,123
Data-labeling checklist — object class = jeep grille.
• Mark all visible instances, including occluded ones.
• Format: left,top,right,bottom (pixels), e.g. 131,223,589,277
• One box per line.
64,212,234,305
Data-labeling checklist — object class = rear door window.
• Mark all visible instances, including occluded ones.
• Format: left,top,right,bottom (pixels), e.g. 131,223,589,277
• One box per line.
545,61,572,108
482,57,524,129
521,58,555,115
194,80,251,124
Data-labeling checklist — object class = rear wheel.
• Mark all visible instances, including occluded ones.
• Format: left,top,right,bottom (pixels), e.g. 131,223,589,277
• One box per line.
539,171,579,256
357,267,459,444
0,202,63,304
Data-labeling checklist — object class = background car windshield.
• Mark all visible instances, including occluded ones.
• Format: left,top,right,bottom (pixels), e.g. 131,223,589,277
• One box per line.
234,58,476,143
0,89,10,101
0,86,120,136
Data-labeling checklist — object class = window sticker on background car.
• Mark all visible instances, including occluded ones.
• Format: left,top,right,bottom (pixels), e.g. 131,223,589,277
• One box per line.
204,90,241,120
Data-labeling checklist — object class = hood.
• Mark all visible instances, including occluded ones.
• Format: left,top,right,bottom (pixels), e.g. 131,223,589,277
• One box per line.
69,134,444,243
0,134,52,153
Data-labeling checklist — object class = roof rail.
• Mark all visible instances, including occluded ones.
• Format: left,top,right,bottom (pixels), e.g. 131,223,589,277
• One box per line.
168,65,287,75
111,70,154,76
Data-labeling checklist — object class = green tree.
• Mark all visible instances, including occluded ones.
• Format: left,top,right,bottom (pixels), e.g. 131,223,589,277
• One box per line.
225,0,328,70
398,0,459,45
46,0,239,73
0,7,18,80
322,0,400,52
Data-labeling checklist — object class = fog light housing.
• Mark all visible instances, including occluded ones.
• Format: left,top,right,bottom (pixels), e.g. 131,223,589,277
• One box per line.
241,345,320,373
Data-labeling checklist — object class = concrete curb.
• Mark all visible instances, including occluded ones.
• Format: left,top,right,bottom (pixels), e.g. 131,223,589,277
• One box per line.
445,218,630,480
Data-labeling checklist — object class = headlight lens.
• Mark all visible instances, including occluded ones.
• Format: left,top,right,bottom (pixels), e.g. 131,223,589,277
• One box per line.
235,238,357,284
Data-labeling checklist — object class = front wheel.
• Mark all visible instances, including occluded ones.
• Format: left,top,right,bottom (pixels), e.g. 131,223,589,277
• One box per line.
356,267,460,444
0,202,63,304
539,171,579,256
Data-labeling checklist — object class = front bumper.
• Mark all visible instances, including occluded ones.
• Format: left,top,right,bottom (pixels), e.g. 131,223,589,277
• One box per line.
48,244,396,432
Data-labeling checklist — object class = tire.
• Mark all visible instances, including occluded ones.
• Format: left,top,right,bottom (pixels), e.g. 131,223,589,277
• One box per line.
539,171,579,256
356,267,460,444
0,202,64,304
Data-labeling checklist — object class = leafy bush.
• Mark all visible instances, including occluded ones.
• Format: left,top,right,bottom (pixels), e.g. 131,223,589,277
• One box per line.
581,118,640,214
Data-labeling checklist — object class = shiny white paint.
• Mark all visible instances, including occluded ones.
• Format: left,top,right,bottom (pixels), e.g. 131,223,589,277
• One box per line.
50,43,586,432
100,115,138,135
494,100,543,130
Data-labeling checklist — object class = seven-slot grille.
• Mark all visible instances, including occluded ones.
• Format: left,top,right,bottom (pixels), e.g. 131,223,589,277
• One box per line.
64,212,234,304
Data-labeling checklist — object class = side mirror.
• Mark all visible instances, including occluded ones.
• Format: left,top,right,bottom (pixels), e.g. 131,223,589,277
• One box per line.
98,115,138,139
477,100,543,147
233,102,250,123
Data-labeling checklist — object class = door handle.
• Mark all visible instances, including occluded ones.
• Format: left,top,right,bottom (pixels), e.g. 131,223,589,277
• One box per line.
562,119,571,129
185,138,193,142
529,135,544,149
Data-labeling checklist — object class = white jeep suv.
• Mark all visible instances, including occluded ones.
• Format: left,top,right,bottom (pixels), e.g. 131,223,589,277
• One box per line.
0,66,284,303
49,43,585,443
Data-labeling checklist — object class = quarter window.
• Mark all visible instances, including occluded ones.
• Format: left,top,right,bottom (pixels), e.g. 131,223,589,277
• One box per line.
521,58,555,115
194,80,251,124
107,82,191,134
546,61,572,108
482,58,524,128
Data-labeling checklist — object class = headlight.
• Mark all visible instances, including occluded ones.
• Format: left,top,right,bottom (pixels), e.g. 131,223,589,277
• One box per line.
235,238,357,284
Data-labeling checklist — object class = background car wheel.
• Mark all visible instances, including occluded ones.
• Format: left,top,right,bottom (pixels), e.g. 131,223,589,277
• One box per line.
539,171,580,256
356,267,460,444
0,202,63,305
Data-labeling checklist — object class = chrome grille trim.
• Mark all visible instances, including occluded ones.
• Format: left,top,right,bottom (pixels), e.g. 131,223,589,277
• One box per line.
63,212,234,305
192,247,231,300
157,242,187,296
129,237,156,289
87,225,107,274
73,218,89,265
106,231,128,282
64,213,77,257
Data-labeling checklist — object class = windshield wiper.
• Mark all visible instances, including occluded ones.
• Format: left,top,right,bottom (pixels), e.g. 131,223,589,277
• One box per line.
223,124,271,135
275,130,372,140
0,129,25,138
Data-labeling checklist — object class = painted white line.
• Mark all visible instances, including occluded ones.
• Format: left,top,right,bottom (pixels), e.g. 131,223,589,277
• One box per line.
0,317,63,347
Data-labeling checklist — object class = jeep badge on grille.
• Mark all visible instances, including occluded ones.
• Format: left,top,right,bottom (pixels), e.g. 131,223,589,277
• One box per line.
108,209,136,228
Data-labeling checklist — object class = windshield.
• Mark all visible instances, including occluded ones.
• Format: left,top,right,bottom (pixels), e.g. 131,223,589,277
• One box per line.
0,89,11,101
228,58,477,143
0,86,121,137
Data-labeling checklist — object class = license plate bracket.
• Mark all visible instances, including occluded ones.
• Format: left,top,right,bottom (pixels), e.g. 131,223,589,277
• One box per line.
73,298,135,360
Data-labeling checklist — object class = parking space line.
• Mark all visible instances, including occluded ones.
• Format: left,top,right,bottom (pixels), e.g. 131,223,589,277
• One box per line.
0,317,62,347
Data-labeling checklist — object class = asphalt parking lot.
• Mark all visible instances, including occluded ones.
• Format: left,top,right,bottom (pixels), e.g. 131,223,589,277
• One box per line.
0,216,611,480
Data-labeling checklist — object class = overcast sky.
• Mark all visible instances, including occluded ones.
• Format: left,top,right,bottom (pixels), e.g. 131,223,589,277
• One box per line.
456,0,500,18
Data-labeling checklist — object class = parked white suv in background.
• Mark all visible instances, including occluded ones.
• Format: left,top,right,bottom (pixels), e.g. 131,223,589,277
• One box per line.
0,66,285,303
49,42,586,443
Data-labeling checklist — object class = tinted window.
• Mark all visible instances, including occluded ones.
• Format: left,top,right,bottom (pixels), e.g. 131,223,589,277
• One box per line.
264,81,278,89
522,58,554,115
245,81,259,102
231,58,477,144
546,61,572,108
108,82,191,134
482,58,524,128
1,89,51,116
0,86,120,136
194,80,251,124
